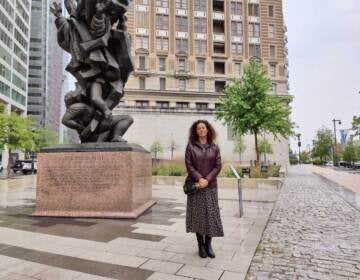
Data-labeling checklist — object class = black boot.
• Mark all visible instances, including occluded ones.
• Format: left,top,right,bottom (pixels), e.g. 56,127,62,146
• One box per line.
204,236,215,258
196,233,207,258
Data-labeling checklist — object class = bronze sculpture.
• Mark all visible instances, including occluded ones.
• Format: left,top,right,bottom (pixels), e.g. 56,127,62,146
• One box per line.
51,0,134,143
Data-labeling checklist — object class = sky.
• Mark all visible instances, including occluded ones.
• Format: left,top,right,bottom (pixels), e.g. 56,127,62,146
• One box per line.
283,0,360,152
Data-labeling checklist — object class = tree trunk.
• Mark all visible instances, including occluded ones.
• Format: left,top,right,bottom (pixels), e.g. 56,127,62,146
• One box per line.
6,149,12,179
254,132,259,165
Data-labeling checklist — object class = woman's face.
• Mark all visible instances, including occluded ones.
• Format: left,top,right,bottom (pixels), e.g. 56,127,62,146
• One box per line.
196,122,208,138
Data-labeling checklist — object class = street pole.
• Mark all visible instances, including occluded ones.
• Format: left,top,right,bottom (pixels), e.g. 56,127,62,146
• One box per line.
332,119,341,166
296,134,301,164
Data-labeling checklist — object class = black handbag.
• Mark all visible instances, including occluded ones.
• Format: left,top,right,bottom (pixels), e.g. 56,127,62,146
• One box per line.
183,181,199,195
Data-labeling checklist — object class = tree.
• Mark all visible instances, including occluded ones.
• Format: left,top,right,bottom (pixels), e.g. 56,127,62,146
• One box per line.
299,151,310,163
150,140,163,164
352,115,360,139
233,134,246,162
258,139,273,162
32,125,59,152
215,60,294,163
0,106,36,177
342,139,359,166
168,138,176,160
312,127,333,162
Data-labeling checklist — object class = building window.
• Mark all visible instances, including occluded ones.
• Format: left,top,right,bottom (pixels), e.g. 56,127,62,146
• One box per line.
268,24,275,38
234,63,241,76
272,83,277,94
157,101,169,108
139,56,146,69
160,77,166,90
176,102,189,109
135,12,149,28
249,23,260,37
215,81,226,93
136,100,149,107
139,77,146,89
197,59,205,74
248,3,259,16
213,0,224,12
179,79,186,90
156,0,168,8
136,36,149,49
156,14,168,30
268,5,274,17
176,0,188,9
176,16,188,32
269,45,276,59
177,58,187,71
214,62,225,74
231,21,243,36
231,1,242,15
138,0,149,5
176,39,188,52
194,0,206,11
156,37,168,51
194,18,207,33
196,103,208,110
213,42,225,54
232,43,243,55
269,64,276,77
249,44,261,57
198,79,205,92
194,40,207,54
159,57,166,71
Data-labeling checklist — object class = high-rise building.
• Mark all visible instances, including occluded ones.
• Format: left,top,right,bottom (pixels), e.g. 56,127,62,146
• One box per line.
114,0,290,166
0,0,31,167
27,0,63,135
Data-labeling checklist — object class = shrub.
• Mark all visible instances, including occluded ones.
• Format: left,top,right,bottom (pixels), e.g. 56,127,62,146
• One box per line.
249,165,280,178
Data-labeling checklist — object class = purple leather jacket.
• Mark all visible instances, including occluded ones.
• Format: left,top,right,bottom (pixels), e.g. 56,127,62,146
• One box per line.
185,141,222,188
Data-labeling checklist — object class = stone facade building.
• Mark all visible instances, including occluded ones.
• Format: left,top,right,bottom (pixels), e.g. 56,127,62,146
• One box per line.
117,0,290,166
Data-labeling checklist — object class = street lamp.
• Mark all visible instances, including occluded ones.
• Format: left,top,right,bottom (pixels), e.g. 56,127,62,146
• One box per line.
332,119,341,166
296,134,301,164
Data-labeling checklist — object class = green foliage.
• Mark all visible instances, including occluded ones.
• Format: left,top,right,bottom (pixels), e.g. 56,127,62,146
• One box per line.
150,140,163,160
352,116,360,137
299,151,310,163
32,125,59,152
152,164,187,176
342,140,359,164
312,127,333,161
258,139,273,156
215,60,294,163
312,159,326,165
0,111,35,153
233,134,246,161
250,165,280,178
218,166,243,178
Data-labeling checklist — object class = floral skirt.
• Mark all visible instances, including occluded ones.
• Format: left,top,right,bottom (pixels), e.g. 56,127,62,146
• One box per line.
186,187,224,237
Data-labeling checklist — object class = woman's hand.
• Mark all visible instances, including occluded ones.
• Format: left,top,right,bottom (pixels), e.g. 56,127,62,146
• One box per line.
198,178,208,188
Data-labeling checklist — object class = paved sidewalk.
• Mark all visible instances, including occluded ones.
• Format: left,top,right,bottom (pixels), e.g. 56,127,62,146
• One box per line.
0,176,279,280
308,165,360,194
246,166,360,279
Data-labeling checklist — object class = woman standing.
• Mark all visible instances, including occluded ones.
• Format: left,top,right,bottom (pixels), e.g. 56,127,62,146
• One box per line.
185,120,224,258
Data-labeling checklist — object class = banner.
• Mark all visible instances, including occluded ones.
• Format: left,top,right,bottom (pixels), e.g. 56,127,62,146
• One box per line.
340,130,349,145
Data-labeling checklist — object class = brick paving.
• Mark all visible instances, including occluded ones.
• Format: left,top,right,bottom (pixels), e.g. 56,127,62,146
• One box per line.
246,166,360,280
0,176,278,280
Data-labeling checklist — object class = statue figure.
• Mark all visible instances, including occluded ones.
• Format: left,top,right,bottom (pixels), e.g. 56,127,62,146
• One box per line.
50,0,134,143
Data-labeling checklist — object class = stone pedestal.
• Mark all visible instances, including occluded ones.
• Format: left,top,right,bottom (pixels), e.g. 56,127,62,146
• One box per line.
33,143,155,218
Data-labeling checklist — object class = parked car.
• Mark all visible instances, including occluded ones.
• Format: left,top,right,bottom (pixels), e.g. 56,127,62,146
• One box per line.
12,160,24,173
22,160,37,175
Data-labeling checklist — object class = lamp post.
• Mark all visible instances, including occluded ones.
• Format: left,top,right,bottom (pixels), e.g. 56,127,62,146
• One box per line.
296,134,301,164
332,119,341,166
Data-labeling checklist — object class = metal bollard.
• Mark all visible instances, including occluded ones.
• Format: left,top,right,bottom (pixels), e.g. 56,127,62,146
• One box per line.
230,165,244,217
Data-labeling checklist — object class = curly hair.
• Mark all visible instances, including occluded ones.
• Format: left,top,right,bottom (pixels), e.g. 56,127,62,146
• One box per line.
188,120,217,144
